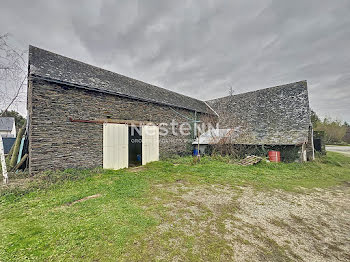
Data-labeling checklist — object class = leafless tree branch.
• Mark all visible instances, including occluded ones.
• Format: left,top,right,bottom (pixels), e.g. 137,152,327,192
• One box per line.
0,33,27,116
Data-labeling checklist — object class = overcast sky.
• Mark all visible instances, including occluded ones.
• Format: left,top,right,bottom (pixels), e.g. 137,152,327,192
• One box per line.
1,0,349,122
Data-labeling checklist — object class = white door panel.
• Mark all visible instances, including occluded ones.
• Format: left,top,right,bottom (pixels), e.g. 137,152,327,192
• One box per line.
142,125,159,165
103,123,128,170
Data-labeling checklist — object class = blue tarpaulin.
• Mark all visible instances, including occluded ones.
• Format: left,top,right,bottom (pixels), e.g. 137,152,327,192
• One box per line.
2,137,16,154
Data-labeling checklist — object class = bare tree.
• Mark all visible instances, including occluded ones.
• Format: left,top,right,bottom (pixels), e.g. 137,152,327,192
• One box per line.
228,85,234,96
0,33,27,116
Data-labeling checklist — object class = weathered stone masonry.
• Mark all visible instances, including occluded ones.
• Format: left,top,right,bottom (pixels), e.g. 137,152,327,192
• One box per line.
207,81,312,145
28,78,213,174
206,81,314,161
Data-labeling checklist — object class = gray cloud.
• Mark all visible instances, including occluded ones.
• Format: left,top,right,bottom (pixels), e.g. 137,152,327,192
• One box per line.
0,0,349,122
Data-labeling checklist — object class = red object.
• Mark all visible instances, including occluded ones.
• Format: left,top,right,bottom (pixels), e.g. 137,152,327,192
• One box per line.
268,151,281,162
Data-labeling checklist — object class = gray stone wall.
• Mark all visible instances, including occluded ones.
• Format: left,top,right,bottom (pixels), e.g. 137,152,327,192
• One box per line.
28,79,214,174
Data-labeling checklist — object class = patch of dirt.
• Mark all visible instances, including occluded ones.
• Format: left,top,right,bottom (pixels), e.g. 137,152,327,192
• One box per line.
232,187,350,261
128,166,146,173
67,194,102,206
126,182,350,261
0,177,33,189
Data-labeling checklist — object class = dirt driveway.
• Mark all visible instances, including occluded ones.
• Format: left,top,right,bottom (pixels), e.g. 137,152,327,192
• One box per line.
326,146,350,156
130,182,350,261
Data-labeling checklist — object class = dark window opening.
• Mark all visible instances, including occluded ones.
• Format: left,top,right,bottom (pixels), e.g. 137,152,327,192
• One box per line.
314,138,322,152
129,126,142,167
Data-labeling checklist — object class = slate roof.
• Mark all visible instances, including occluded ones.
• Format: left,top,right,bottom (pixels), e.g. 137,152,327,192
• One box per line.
28,46,212,113
0,117,15,131
206,81,311,145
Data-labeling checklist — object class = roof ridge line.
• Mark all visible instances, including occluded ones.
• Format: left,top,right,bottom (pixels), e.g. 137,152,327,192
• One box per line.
206,80,307,102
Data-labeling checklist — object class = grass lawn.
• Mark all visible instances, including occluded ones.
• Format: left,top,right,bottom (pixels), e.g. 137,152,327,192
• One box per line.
1,152,350,261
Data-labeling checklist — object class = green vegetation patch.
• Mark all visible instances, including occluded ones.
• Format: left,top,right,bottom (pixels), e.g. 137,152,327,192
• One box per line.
0,152,349,261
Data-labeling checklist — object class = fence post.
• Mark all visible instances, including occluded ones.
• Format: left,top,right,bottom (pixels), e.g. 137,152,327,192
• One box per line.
0,135,8,184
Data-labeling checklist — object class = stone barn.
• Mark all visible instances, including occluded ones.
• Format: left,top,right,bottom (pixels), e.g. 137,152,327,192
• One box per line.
27,46,215,174
27,46,315,174
205,81,314,162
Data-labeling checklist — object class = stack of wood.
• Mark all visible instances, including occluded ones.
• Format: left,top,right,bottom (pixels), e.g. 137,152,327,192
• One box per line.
237,155,262,166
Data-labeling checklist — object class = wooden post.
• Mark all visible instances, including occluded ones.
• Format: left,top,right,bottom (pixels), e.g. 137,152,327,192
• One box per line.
311,128,315,160
11,154,28,172
300,143,307,162
9,124,26,169
194,111,197,139
197,129,200,162
0,135,8,184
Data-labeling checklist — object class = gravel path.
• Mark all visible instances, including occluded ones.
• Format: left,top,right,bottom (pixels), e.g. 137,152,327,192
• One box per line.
131,182,350,261
234,186,350,261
